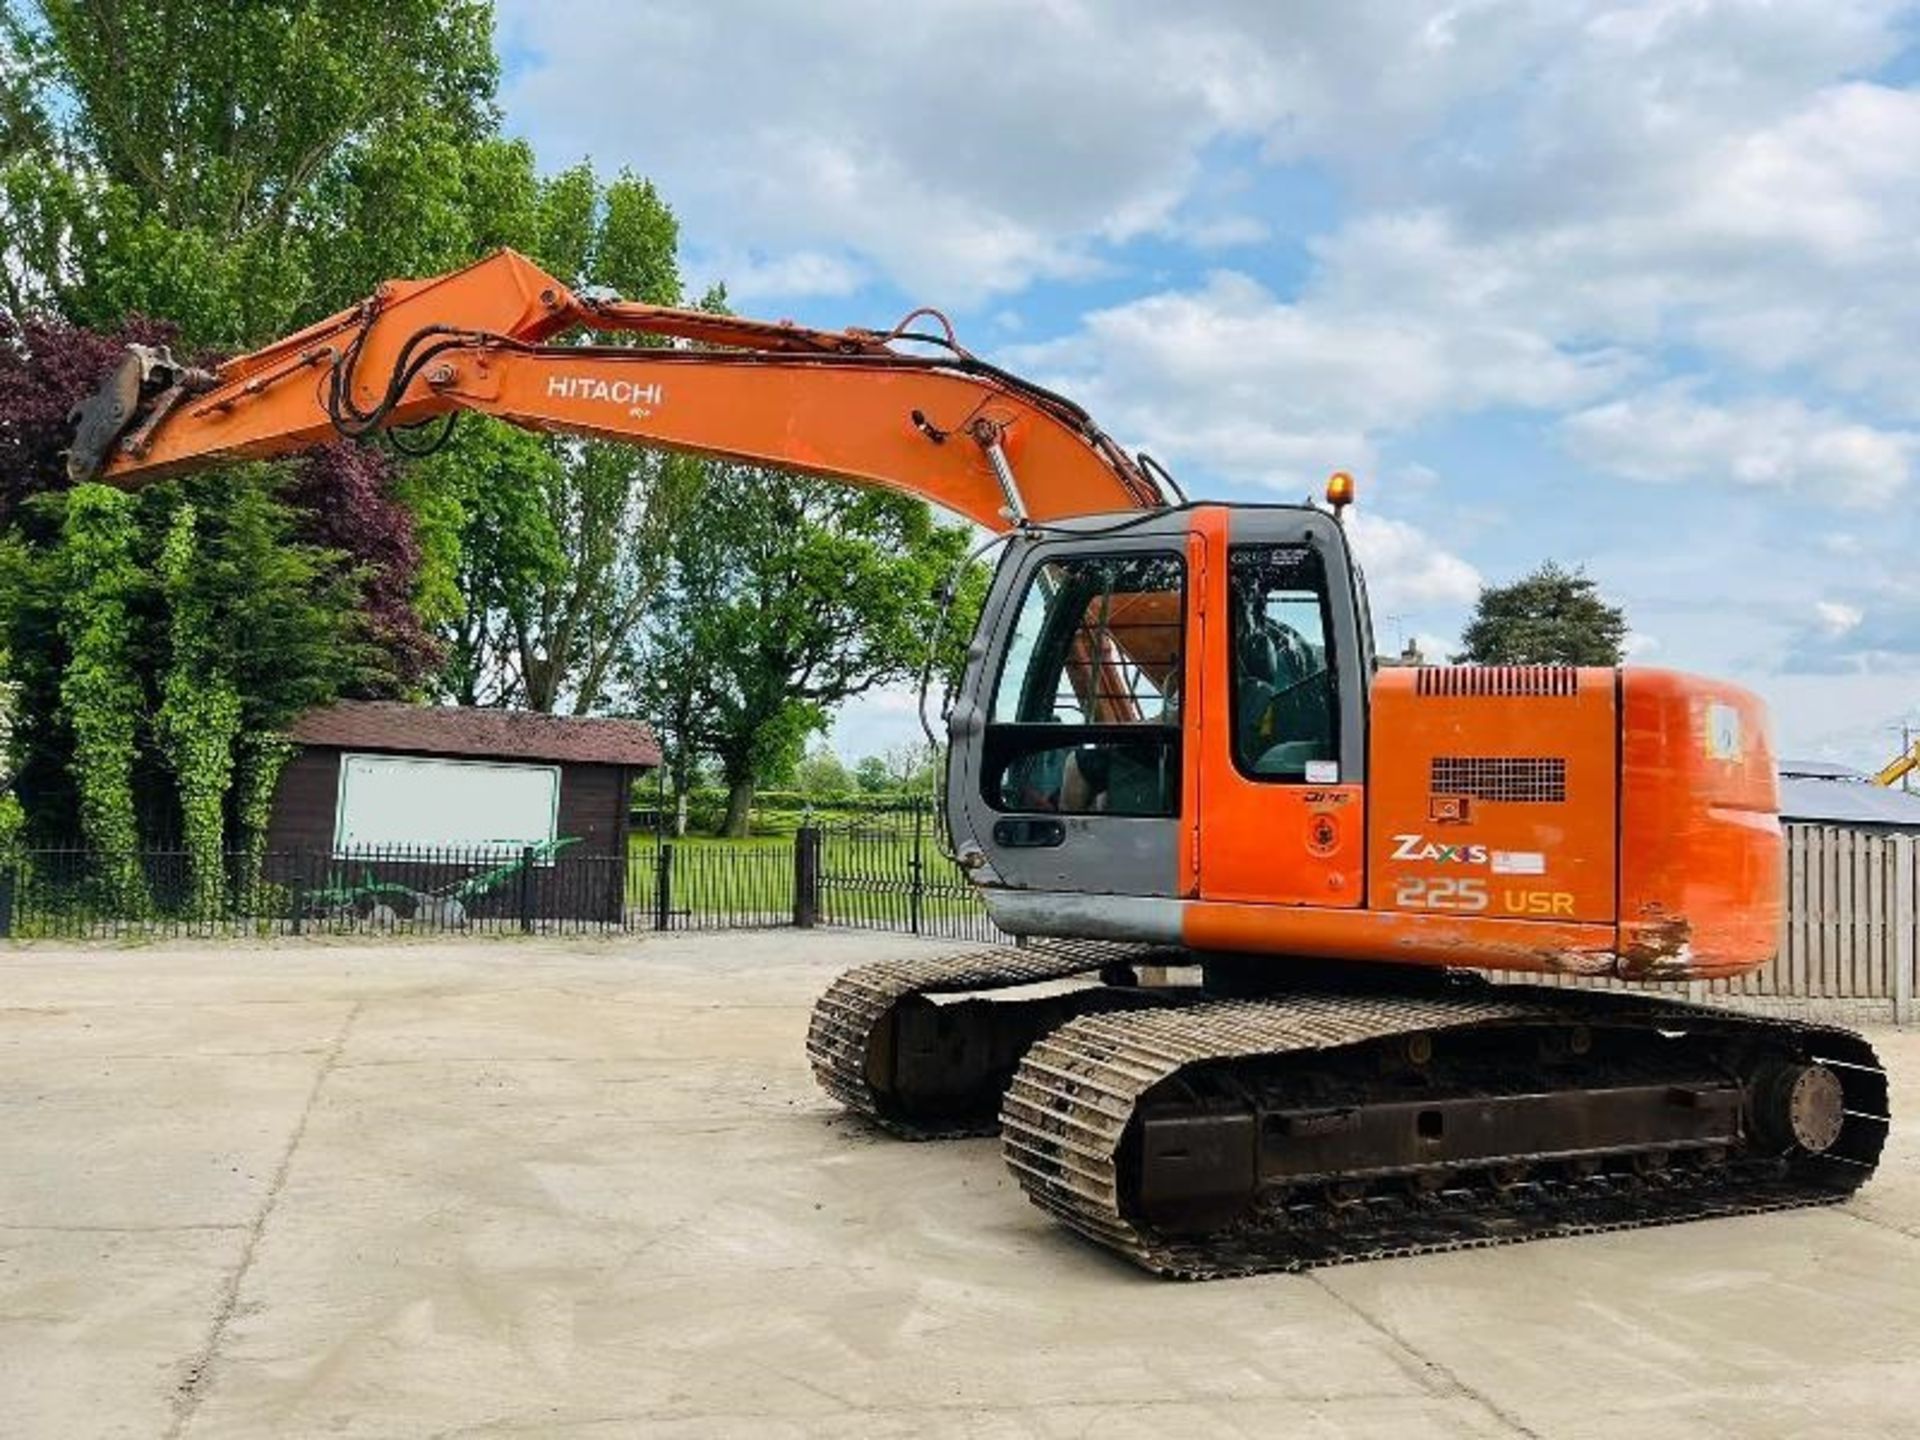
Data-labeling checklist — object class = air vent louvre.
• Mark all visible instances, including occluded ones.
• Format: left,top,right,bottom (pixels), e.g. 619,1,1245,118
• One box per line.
1415,666,1579,698
1431,756,1568,803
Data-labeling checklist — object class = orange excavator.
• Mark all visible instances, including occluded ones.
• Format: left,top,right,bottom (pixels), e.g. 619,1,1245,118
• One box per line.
68,249,1885,1276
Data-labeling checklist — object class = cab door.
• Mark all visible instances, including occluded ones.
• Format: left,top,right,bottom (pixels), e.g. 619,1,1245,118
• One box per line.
1195,507,1368,907
944,515,1196,901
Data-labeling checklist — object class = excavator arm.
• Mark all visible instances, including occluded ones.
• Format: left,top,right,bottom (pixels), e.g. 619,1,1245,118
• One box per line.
1872,740,1920,788
66,249,1166,533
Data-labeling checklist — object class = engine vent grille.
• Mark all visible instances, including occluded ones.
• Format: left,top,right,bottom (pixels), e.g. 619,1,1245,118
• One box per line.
1431,756,1568,803
1415,666,1579,698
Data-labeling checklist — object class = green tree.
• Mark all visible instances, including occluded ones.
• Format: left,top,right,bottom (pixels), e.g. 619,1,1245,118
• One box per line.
52,485,146,904
164,469,368,872
506,440,701,714
400,420,567,706
853,744,941,796
853,755,891,794
794,744,852,797
0,0,506,344
883,742,941,792
641,465,981,837
401,165,703,713
1456,562,1628,666
154,503,241,913
0,1,516,861
0,14,45,168
0,517,76,837
0,469,367,879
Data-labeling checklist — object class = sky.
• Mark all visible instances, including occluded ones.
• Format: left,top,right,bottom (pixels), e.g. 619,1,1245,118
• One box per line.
497,0,1920,770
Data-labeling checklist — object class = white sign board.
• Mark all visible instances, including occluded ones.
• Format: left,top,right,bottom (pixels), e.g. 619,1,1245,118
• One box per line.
334,753,560,857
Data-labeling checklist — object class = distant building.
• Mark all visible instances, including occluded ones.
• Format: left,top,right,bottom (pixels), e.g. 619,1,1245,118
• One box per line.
1777,759,1920,833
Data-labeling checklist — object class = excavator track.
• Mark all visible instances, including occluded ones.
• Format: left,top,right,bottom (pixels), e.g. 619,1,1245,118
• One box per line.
1001,984,1887,1278
806,939,1180,1139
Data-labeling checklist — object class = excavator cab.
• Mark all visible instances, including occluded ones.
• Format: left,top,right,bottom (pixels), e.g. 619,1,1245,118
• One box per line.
945,504,1371,939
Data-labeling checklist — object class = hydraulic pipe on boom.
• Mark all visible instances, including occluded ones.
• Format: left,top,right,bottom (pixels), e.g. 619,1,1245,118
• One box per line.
67,248,1165,533
63,248,1888,1279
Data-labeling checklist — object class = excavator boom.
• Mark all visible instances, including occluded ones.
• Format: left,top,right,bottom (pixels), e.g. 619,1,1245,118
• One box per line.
67,248,1163,533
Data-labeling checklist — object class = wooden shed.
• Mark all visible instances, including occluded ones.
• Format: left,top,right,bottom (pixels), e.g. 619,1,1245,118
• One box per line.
267,702,661,922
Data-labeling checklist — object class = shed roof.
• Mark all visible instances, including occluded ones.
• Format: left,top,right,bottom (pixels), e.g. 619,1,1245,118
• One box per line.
1778,758,1863,781
1777,766,1920,829
289,701,661,768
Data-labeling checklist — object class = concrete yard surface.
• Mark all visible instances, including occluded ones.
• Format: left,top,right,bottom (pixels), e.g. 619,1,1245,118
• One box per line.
1,933,1917,1439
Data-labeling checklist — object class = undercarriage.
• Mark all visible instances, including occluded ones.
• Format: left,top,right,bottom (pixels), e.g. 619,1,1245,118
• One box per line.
806,945,1887,1277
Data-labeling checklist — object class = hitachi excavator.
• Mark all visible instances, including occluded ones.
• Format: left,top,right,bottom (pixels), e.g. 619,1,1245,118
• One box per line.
67,249,1885,1277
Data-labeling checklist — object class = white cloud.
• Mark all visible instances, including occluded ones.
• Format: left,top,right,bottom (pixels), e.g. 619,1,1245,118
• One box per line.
1779,573,1920,674
692,249,866,304
1167,215,1271,251
495,0,1920,477
497,1,1908,311
1815,601,1865,636
1392,462,1442,490
1559,385,1913,505
1623,631,1661,658
1345,510,1483,617
499,0,1272,300
1006,270,1620,490
1305,74,1920,414
824,683,927,761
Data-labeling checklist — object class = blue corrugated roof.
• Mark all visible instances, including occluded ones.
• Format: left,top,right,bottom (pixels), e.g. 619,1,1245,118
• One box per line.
1777,769,1920,828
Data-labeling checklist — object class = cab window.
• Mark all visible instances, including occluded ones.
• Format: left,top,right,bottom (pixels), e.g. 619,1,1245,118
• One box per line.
1229,545,1338,781
985,551,1183,816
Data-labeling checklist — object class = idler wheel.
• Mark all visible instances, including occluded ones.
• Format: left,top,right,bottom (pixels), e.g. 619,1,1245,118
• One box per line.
1750,1061,1846,1154
1325,1180,1369,1208
1487,1162,1530,1194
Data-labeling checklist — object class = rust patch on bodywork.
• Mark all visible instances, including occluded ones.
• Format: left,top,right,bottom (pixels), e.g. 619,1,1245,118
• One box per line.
1543,947,1617,977
1397,931,1617,977
1616,913,1695,981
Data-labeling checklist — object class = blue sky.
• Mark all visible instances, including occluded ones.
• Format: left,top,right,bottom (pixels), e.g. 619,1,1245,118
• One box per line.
497,1,1920,769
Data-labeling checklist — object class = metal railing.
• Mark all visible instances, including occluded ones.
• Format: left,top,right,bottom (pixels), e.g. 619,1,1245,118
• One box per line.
5,821,1911,1026
0,844,630,939
0,806,1001,943
815,802,1000,942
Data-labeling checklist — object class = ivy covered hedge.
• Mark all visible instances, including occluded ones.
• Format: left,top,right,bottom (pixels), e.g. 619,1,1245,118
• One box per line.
0,313,438,910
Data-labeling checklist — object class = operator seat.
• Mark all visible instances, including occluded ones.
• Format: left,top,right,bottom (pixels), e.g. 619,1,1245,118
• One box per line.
1235,601,1284,763
1238,606,1336,776
1237,600,1320,761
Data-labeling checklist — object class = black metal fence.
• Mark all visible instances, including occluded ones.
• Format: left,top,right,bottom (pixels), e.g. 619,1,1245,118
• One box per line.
815,804,995,940
0,806,1002,943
